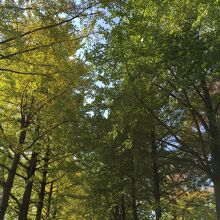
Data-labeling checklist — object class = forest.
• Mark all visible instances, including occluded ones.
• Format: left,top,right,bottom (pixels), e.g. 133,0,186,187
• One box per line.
0,0,219,219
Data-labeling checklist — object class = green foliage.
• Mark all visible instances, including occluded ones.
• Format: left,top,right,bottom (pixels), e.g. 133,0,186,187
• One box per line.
0,0,219,219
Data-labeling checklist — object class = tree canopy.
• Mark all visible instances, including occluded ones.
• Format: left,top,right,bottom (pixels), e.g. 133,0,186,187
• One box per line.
0,0,219,219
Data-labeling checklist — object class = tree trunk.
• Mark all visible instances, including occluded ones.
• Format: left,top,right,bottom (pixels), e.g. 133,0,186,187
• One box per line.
151,130,161,220
173,213,177,220
200,79,220,219
120,194,126,220
46,182,54,219
52,205,58,220
35,149,50,220
213,179,220,220
0,114,28,220
182,209,186,220
52,186,59,220
0,153,20,220
211,147,220,220
131,176,138,220
112,205,120,220
131,153,138,220
18,152,38,220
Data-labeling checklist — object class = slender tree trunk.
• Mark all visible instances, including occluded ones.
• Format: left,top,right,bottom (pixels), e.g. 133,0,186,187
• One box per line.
46,182,54,219
211,147,220,220
0,114,28,220
53,206,58,220
0,153,20,220
18,152,38,220
201,79,220,219
131,176,138,220
131,152,138,220
112,205,120,220
213,179,220,220
151,130,161,220
35,148,50,220
209,126,220,220
181,209,186,220
120,194,126,220
52,186,59,220
173,213,177,220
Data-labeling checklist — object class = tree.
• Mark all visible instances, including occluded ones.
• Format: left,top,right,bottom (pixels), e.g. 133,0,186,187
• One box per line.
0,1,93,219
87,0,219,218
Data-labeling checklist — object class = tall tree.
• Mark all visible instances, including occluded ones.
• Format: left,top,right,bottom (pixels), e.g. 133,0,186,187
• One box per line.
87,0,219,218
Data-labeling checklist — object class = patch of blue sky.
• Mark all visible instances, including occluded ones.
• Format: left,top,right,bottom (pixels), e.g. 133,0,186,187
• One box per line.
163,135,180,152
86,109,109,118
69,2,119,118
57,12,67,19
192,124,206,133
95,80,105,88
